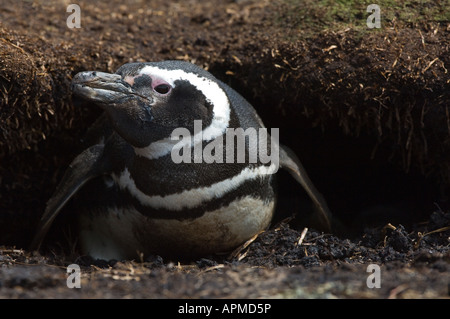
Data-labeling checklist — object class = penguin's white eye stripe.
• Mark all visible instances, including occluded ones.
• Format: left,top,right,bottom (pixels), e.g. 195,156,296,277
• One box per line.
135,66,231,159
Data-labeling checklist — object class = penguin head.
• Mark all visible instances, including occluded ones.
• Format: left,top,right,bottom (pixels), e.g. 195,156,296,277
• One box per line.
72,61,230,149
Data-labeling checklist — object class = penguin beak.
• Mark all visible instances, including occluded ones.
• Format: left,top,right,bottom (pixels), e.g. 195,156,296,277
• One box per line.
71,71,152,105
71,71,155,147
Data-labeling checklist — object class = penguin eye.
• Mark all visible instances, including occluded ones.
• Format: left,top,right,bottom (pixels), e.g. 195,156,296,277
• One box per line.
154,84,171,95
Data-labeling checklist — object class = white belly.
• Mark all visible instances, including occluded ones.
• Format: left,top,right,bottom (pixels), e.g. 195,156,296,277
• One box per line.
79,196,275,260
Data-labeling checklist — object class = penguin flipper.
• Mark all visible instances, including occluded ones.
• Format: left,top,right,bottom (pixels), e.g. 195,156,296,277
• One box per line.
30,144,108,251
279,145,332,232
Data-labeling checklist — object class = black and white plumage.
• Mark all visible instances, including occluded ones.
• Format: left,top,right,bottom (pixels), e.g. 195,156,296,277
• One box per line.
30,61,332,260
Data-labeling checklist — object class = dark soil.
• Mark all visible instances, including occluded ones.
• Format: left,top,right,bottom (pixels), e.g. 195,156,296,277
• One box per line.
1,210,449,298
0,0,449,298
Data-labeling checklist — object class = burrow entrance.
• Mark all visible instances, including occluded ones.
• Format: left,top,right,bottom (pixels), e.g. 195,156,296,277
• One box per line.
271,117,444,236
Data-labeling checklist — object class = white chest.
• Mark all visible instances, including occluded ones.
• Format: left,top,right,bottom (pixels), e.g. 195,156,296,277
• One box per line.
79,196,275,260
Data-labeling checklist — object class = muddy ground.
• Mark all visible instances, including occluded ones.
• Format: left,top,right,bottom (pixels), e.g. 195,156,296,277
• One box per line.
0,0,449,299
0,212,449,298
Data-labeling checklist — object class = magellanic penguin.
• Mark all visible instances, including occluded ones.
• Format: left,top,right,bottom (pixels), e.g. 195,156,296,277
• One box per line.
30,61,332,260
